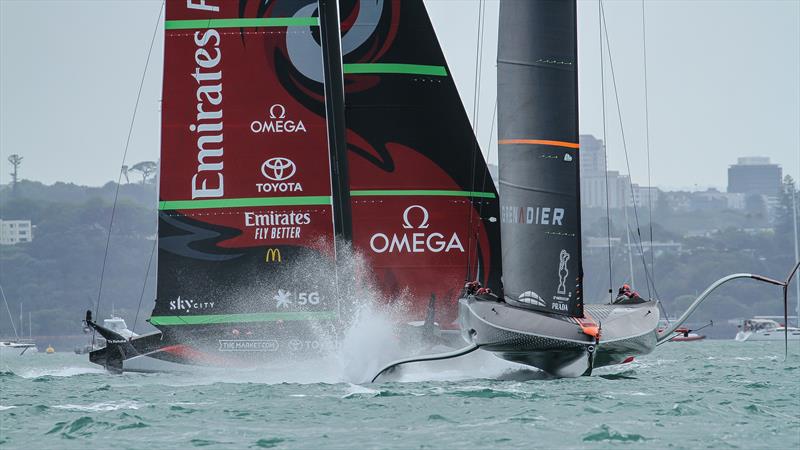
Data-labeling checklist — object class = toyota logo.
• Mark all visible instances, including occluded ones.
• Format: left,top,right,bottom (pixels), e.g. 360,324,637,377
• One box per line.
261,157,296,181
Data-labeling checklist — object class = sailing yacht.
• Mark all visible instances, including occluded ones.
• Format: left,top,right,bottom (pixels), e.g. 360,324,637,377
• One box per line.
86,0,502,373
87,0,796,376
1,286,37,356
372,0,797,380
735,318,800,342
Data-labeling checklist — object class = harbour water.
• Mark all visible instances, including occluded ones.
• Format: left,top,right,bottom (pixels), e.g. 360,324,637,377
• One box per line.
1,340,798,449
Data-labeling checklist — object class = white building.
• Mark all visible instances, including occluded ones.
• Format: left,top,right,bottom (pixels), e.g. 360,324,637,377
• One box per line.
578,135,662,210
581,171,630,209
0,220,33,245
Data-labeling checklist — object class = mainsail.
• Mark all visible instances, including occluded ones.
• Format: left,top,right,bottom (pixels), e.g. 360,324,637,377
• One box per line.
339,0,502,324
497,0,584,317
89,0,503,370
155,0,340,331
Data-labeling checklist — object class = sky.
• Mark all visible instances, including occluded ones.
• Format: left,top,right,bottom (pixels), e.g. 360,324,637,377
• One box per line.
0,0,798,191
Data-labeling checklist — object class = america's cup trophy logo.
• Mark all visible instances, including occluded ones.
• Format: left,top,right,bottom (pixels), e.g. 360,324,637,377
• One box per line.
557,249,570,295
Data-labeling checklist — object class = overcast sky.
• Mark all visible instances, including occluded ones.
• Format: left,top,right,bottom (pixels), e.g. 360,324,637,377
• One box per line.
1,0,798,191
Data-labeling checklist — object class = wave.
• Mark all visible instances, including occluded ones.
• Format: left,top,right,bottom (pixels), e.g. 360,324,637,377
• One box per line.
583,424,649,443
51,400,142,412
17,366,106,379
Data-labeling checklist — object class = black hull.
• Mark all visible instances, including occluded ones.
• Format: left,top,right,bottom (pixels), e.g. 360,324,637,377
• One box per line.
88,319,341,373
458,297,659,377
88,317,460,373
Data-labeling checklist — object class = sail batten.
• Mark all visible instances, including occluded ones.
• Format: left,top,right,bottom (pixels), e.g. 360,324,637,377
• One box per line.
499,139,580,149
164,17,320,30
343,63,448,76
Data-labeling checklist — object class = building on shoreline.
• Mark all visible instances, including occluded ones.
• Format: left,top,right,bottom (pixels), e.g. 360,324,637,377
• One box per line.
0,219,33,245
727,157,782,196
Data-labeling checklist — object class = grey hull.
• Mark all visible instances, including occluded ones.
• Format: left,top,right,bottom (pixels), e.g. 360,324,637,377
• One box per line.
458,297,660,377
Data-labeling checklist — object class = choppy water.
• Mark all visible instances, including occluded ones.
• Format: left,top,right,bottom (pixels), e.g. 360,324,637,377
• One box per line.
1,341,798,449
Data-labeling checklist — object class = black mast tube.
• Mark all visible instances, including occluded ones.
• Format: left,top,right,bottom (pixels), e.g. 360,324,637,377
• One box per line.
319,0,352,241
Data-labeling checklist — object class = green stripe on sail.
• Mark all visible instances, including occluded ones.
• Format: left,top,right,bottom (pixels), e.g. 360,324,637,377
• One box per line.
165,17,319,30
350,189,495,199
150,311,336,326
343,63,448,77
159,196,332,211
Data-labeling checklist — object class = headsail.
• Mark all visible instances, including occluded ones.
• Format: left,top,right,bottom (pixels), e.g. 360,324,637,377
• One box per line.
339,0,502,325
497,0,584,317
155,0,339,329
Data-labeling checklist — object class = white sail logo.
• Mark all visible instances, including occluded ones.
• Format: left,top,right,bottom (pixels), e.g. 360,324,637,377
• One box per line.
190,28,224,199
369,205,465,254
261,157,296,181
257,157,303,193
552,249,571,311
557,249,570,295
518,291,546,307
250,104,307,134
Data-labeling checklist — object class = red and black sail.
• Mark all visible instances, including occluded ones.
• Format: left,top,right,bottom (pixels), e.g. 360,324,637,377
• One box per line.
497,0,584,317
339,0,502,326
155,0,339,328
153,0,501,335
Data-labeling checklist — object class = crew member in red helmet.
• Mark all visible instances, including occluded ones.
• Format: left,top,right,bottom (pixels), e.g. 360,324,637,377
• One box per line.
614,283,645,304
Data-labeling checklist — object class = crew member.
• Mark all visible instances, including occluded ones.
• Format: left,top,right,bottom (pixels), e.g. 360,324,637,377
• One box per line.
614,284,645,304
464,281,481,296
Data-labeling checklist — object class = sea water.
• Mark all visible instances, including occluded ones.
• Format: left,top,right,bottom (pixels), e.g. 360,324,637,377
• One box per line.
1,339,798,449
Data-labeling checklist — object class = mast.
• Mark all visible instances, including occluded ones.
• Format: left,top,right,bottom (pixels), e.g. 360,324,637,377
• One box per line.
0,284,18,339
497,0,583,317
319,0,352,242
793,183,799,325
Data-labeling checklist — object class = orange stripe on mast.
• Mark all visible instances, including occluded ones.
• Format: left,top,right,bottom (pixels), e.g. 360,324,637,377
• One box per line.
498,139,580,149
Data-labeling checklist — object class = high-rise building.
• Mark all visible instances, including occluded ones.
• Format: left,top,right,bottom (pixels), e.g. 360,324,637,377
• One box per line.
727,157,782,196
579,134,606,177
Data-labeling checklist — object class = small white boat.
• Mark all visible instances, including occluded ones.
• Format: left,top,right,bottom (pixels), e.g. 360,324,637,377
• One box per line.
735,318,800,341
76,316,138,354
0,340,38,355
101,316,137,340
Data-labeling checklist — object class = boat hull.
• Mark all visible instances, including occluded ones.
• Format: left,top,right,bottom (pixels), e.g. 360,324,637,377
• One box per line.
0,342,38,356
88,320,339,373
458,297,660,377
735,328,800,341
88,318,459,373
670,334,705,342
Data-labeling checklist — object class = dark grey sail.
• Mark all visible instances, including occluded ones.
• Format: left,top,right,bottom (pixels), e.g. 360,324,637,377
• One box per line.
497,0,583,317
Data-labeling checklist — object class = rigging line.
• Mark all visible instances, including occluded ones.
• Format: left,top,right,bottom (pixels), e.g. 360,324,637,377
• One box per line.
475,101,498,225
599,1,653,298
641,0,658,296
599,0,614,303
92,2,164,345
0,284,19,340
132,237,157,336
479,101,498,196
466,0,487,281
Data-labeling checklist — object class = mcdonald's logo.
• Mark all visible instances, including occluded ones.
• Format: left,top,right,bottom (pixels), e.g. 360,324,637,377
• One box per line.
264,248,282,263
